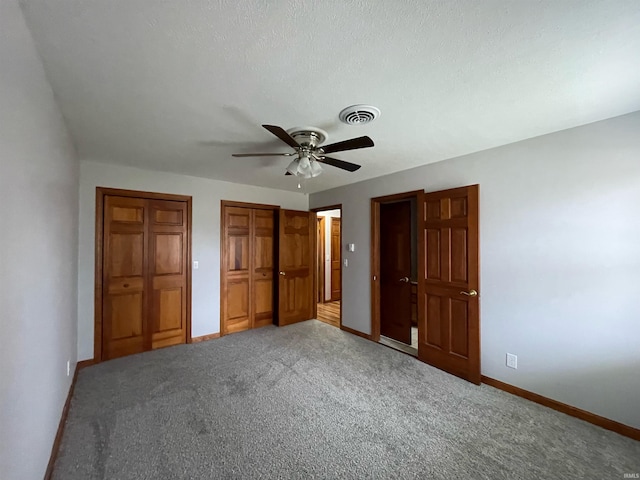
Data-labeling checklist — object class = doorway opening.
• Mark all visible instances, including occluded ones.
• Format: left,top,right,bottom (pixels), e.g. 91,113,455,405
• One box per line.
311,205,342,328
371,191,420,356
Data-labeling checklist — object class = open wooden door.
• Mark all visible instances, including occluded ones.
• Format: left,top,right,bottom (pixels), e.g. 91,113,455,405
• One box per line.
418,185,480,384
277,209,315,326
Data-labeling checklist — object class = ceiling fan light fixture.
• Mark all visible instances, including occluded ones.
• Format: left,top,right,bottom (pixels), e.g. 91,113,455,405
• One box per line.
298,154,311,170
297,155,313,178
286,159,298,175
310,159,323,177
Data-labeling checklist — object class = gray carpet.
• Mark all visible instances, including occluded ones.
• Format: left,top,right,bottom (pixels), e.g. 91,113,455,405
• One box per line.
54,320,640,479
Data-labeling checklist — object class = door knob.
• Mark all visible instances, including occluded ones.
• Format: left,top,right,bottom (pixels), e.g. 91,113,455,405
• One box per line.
279,271,286,276
399,277,409,283
460,289,478,297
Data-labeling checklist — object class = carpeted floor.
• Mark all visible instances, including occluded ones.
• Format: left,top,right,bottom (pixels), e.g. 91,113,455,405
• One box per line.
54,320,640,479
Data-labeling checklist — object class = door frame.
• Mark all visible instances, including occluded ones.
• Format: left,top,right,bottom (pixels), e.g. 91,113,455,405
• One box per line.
317,216,326,304
310,204,342,326
370,190,423,343
94,187,193,363
219,200,280,336
329,217,342,302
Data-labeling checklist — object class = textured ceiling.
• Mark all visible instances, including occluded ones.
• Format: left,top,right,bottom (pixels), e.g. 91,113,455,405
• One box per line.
19,0,640,193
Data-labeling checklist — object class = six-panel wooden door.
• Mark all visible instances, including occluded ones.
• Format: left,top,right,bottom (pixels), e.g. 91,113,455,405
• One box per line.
102,194,189,360
417,185,480,384
278,209,316,326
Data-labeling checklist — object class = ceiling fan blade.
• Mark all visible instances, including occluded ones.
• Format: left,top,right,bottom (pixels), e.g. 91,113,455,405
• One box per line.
320,136,374,154
316,156,361,172
232,153,293,157
262,125,300,149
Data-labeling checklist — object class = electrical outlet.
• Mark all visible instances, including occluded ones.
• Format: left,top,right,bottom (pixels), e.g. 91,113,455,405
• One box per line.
506,353,517,369
66,360,70,376
193,260,199,270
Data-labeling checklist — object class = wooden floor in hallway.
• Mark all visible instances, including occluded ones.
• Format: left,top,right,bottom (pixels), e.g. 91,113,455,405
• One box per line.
317,301,340,327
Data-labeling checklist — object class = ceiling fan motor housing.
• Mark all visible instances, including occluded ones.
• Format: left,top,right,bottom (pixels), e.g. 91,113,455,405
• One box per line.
287,126,328,148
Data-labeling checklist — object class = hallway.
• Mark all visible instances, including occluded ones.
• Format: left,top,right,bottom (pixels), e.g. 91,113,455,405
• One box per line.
316,301,340,327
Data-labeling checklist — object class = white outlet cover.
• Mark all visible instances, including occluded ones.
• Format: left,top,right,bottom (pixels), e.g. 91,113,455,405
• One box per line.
506,353,518,369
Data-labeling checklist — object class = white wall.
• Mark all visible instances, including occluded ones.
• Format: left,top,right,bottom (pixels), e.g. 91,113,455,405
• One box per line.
78,161,308,360
317,209,341,301
310,111,640,429
0,1,79,478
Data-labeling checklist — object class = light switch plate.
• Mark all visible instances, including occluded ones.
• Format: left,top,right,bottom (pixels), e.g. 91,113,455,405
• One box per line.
348,243,355,252
193,261,199,270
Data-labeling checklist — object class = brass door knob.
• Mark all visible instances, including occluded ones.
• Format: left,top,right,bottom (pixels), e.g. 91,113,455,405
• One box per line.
460,289,478,297
399,277,409,283
279,271,286,276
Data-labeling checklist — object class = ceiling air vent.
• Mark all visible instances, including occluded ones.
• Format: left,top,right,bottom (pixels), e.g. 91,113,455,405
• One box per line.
339,105,380,125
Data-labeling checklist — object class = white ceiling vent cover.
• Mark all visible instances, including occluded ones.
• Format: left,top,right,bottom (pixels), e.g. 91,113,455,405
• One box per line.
339,105,381,125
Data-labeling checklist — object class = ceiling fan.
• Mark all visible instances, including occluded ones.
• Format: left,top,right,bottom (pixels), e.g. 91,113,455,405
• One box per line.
232,125,374,178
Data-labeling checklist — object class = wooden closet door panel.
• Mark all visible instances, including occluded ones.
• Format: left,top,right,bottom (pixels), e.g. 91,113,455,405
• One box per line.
103,196,148,360
252,209,275,328
222,207,252,334
149,200,188,349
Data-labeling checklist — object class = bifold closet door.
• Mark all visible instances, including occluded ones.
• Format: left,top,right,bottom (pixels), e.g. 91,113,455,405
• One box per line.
148,200,188,350
102,195,148,360
252,209,276,329
221,206,275,335
102,195,189,360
